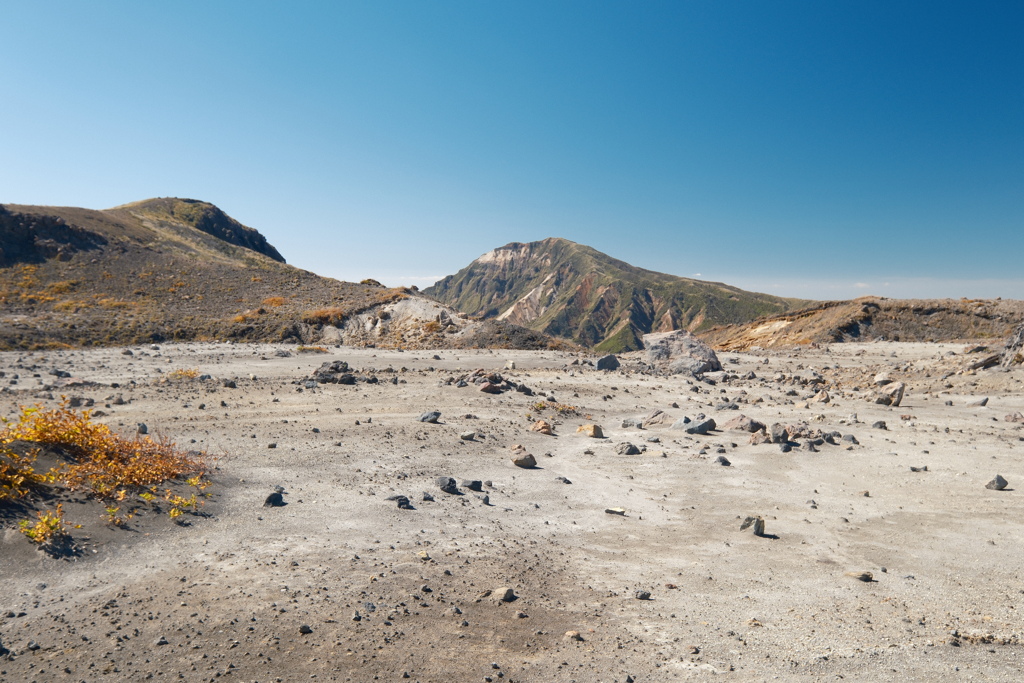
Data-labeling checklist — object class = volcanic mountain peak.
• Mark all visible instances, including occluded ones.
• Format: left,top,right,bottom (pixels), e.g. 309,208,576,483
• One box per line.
425,238,809,352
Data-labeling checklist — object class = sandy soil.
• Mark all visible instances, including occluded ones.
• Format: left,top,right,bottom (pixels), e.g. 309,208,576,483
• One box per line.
2,340,1023,682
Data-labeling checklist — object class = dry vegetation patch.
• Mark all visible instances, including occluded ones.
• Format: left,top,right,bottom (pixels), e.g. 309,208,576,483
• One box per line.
1,400,212,555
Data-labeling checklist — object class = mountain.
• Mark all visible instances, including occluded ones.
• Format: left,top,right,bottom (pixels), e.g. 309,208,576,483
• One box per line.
424,238,810,352
698,297,1024,350
0,199,560,351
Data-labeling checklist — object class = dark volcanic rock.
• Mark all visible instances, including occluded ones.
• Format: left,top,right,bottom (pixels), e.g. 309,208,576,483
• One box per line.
436,477,459,494
986,474,1008,491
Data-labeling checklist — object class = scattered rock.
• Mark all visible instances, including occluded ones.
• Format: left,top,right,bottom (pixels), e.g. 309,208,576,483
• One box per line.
740,516,765,536
510,445,537,469
389,495,413,510
464,480,483,492
634,590,652,600
967,397,989,407
1005,412,1024,423
986,474,1008,491
565,630,584,641
596,354,620,371
605,507,626,515
555,476,572,484
615,442,641,455
714,455,731,466
882,382,905,406
576,424,604,438
845,571,874,582
311,360,351,383
263,488,287,507
459,431,477,440
769,423,789,443
436,476,459,494
910,465,928,472
496,587,517,602
722,414,765,433
685,417,716,435
644,330,722,376
530,420,554,435
419,411,441,423
872,421,887,430
299,624,313,634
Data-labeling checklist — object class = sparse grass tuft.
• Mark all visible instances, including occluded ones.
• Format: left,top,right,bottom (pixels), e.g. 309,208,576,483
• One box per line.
297,345,329,353
530,400,582,417
262,296,286,307
167,368,200,380
302,307,346,326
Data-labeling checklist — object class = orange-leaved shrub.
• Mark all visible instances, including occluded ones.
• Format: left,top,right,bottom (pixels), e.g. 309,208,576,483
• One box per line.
0,400,209,500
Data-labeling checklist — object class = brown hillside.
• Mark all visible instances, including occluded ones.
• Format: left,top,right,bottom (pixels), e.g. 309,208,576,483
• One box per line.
0,201,561,351
698,297,1024,351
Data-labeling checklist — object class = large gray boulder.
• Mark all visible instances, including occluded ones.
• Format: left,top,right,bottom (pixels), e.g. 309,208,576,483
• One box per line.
643,330,721,376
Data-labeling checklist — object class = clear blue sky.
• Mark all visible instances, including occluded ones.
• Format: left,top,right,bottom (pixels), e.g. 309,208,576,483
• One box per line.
3,1,1022,300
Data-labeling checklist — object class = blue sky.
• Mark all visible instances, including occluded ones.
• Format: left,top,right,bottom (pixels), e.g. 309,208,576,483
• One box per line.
2,1,1021,300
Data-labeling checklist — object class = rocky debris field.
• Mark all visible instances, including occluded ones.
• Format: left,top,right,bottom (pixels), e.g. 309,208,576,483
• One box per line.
1,340,1024,682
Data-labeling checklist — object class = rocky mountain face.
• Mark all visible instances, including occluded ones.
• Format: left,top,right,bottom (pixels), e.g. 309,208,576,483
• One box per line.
0,200,556,351
424,238,808,352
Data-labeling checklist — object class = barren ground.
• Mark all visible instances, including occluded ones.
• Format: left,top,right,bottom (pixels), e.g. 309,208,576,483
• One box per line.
2,341,1023,682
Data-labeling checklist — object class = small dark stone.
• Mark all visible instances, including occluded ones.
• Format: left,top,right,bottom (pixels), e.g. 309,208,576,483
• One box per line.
555,476,572,484
464,480,483,492
436,476,459,494
986,474,1008,490
685,417,717,435
263,491,286,507
616,442,641,455
420,411,442,424
299,624,313,634
634,590,652,600
872,421,887,430
714,455,731,466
